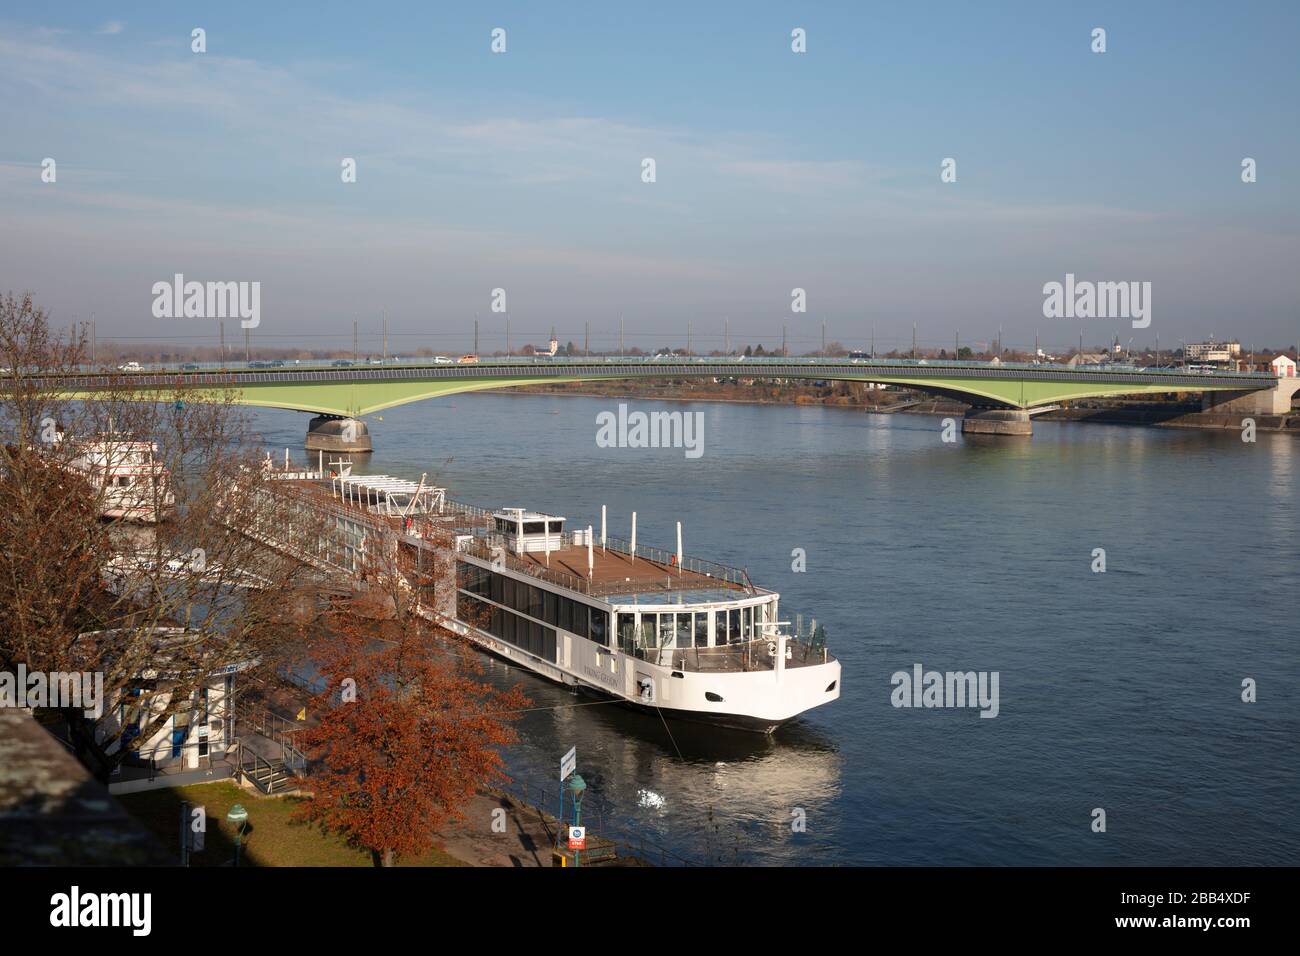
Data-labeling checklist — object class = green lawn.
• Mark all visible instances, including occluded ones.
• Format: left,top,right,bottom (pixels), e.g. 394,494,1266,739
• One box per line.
119,781,466,867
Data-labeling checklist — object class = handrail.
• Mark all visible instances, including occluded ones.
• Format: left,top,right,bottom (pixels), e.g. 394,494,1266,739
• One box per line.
51,355,1283,381
237,701,307,771
235,739,300,794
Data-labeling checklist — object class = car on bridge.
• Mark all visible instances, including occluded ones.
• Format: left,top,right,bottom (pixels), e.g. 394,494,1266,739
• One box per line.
117,361,142,372
180,362,200,371
332,359,354,367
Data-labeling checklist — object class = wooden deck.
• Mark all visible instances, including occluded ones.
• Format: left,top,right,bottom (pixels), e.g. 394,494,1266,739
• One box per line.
515,544,745,595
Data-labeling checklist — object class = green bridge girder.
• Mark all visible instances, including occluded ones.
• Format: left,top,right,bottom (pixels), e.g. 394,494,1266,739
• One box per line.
55,360,1275,418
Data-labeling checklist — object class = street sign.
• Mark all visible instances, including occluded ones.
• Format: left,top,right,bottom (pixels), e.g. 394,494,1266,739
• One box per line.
560,746,576,781
568,826,586,850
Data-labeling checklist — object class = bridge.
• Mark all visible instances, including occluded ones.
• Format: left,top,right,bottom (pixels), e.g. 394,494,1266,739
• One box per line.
51,356,1290,447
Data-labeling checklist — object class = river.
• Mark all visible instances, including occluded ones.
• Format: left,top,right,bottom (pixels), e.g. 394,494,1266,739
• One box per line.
247,394,1300,866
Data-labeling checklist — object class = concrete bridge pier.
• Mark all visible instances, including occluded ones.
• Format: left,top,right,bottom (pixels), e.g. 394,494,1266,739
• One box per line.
961,407,1033,437
305,414,372,453
1201,381,1298,416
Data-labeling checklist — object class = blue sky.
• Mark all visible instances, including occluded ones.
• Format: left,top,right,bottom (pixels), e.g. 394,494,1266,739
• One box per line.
1,1,1296,354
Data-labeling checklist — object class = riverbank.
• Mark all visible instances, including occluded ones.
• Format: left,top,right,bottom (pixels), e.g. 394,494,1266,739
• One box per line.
118,777,644,867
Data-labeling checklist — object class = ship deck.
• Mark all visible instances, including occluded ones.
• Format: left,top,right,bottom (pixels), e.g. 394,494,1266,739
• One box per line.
515,544,749,599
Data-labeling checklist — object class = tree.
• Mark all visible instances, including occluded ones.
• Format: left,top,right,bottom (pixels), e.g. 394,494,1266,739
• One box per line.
0,292,321,780
293,546,527,867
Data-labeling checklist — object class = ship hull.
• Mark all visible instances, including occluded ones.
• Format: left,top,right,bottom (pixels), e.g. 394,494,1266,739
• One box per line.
442,615,839,735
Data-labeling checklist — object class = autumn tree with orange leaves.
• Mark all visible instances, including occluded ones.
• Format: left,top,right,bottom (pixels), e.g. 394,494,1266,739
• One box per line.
294,553,528,867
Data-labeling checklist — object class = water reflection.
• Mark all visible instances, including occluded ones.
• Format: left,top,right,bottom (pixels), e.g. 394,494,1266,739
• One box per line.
471,649,842,865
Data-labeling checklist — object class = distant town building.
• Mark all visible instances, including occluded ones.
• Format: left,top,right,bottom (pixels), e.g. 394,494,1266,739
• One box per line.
1272,354,1297,377
1185,340,1241,364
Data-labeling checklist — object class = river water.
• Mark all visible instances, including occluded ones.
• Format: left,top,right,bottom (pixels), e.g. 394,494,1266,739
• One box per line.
247,394,1299,866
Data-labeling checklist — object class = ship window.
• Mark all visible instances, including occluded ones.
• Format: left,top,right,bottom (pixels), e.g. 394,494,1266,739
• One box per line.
715,610,727,646
490,571,503,603
558,597,572,632
742,605,752,640
523,521,545,534
543,590,558,624
728,608,741,644
502,576,515,608
659,614,674,647
676,613,692,648
570,602,589,639
529,586,544,618
694,613,708,647
618,614,636,653
640,615,657,649
547,520,563,534
590,609,608,647
705,691,724,702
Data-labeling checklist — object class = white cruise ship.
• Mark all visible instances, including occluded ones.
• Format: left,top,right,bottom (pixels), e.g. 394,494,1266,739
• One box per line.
444,507,840,733
244,463,841,733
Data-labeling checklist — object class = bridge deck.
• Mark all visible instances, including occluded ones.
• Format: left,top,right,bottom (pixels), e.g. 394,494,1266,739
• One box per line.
43,357,1279,417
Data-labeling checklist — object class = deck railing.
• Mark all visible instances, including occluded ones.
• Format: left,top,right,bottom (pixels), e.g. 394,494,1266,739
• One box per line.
622,612,829,672
244,476,757,600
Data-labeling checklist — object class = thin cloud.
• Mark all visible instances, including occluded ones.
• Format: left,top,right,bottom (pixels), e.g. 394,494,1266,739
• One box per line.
98,21,125,36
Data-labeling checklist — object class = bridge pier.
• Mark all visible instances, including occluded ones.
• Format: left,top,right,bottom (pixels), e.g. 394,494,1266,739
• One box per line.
305,415,372,454
1201,383,1297,416
961,408,1033,437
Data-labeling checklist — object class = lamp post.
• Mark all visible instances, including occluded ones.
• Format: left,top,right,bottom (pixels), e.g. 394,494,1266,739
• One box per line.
567,773,587,867
227,804,249,867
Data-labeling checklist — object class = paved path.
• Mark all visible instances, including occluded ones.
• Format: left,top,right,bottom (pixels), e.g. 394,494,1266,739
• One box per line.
433,789,558,867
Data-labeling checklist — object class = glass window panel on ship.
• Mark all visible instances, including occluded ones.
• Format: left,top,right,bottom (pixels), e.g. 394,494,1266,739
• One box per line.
618,614,636,653
590,608,608,646
640,614,657,649
676,613,692,648
456,591,557,664
659,613,675,648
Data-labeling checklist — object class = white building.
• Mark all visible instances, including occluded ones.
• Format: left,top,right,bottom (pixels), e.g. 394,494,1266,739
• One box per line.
78,628,254,776
1185,340,1241,364
1271,354,1297,377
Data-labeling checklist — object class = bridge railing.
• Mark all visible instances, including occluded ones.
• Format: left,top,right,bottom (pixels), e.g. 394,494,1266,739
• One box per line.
58,355,1280,383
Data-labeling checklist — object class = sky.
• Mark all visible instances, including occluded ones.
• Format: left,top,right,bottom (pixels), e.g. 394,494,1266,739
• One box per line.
1,1,1297,356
